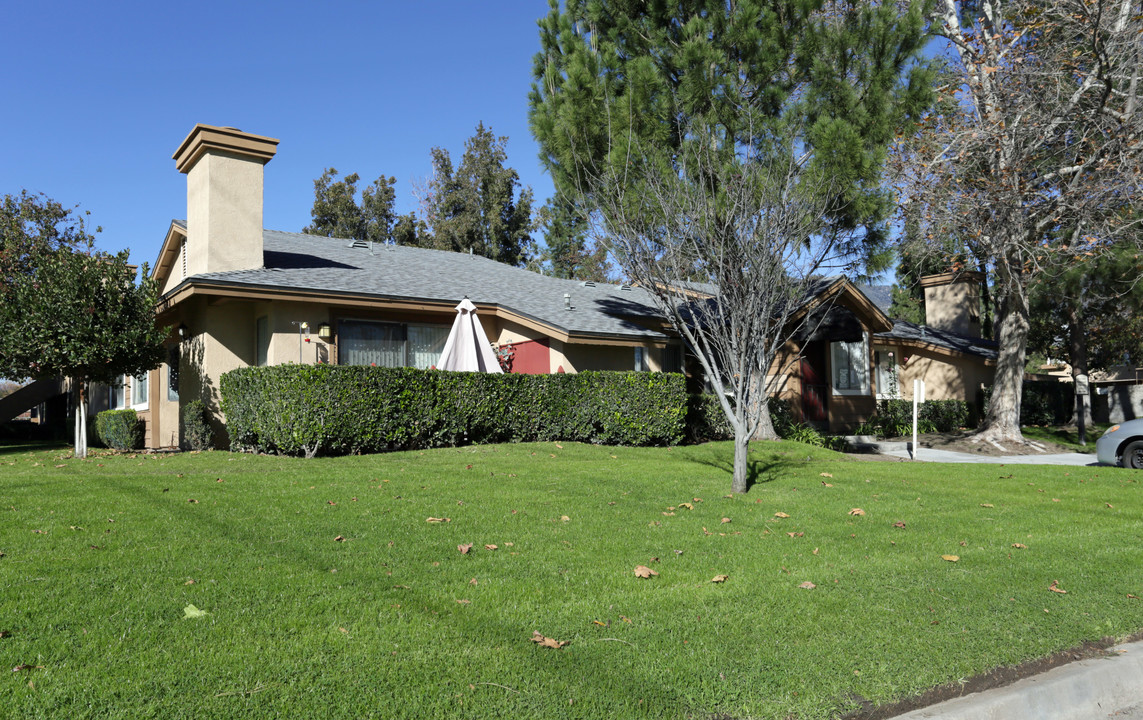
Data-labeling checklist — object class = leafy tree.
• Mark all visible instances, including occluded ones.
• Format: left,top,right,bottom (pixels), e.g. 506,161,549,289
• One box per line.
304,168,397,245
424,123,535,266
536,196,612,281
392,212,432,248
898,0,1143,443
0,192,167,457
529,0,935,492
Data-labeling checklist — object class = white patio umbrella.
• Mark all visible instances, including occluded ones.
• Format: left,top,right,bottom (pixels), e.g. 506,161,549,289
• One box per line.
437,297,503,373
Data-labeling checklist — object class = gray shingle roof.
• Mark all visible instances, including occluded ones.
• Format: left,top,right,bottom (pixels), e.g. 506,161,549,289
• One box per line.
856,284,893,314
875,319,998,360
178,229,669,339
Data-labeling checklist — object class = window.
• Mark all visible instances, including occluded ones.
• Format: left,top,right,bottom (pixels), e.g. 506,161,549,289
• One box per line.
108,376,125,410
130,373,149,409
634,346,648,372
830,334,869,395
167,346,180,402
874,349,899,400
339,321,449,369
662,345,683,373
256,316,270,367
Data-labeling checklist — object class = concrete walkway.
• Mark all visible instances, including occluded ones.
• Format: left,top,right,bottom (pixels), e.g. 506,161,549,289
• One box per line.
881,447,1099,466
891,640,1143,719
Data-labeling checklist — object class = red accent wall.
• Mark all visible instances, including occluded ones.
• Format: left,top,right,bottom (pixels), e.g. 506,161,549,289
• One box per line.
508,338,550,374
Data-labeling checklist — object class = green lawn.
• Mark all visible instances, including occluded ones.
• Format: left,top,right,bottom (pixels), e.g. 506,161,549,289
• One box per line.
1022,423,1112,452
2,440,1142,719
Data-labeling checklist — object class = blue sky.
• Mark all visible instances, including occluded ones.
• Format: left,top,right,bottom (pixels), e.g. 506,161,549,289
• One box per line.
1,1,556,264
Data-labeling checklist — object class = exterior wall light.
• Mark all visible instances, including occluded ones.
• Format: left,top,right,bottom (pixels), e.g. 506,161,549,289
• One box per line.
318,323,332,340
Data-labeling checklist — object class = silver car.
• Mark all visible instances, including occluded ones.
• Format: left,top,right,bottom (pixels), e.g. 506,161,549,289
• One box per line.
1096,419,1143,468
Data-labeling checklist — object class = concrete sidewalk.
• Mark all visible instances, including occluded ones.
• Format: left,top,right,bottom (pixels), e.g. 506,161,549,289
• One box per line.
881,447,1099,466
891,640,1143,719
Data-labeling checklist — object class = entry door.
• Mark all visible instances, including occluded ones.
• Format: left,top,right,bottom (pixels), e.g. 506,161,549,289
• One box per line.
800,342,829,426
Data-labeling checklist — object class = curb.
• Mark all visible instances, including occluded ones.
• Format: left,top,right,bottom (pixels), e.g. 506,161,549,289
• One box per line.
892,641,1143,719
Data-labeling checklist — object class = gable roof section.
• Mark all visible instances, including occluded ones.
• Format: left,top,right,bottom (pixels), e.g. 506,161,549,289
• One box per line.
159,229,669,342
875,319,998,362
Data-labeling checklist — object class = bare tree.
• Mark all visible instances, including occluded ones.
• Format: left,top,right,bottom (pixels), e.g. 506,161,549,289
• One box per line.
585,131,865,493
897,0,1143,444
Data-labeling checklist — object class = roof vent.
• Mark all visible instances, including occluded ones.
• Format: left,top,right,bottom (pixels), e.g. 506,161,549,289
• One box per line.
620,284,633,291
580,281,596,288
347,239,369,249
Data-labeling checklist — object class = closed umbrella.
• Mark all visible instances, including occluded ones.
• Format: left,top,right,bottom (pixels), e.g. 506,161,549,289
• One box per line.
437,297,503,373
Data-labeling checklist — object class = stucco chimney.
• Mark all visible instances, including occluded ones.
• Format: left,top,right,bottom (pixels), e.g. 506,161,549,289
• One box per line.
920,271,984,337
173,124,279,276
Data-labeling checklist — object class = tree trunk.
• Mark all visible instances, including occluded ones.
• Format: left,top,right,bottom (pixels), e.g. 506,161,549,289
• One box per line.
976,266,1029,444
74,381,88,459
752,405,777,440
731,427,750,494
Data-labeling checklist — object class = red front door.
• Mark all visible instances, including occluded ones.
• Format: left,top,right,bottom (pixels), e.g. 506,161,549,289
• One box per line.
800,342,828,425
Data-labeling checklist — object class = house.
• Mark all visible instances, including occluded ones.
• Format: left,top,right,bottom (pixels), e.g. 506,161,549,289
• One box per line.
15,124,995,449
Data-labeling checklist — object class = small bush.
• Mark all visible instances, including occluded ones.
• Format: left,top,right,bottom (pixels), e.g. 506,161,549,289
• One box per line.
182,399,212,451
220,366,687,457
95,409,142,451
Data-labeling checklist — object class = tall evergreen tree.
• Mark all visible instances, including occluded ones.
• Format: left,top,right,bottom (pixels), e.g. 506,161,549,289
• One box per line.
537,196,612,281
304,168,397,245
424,123,535,267
529,0,935,492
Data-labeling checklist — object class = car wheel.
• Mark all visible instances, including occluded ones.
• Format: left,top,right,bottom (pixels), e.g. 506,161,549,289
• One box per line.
1122,440,1143,469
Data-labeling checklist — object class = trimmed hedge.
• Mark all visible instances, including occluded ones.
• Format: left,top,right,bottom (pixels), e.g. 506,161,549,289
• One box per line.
220,365,687,457
95,409,142,451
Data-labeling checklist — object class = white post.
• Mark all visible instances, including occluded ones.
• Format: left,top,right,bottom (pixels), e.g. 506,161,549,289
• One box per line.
912,379,925,461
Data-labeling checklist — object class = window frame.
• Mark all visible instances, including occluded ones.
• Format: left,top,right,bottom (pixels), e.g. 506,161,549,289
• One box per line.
830,333,870,396
337,318,451,369
130,372,149,410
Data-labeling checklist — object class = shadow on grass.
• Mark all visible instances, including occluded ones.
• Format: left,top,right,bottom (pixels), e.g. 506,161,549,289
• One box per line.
0,440,69,457
676,441,811,491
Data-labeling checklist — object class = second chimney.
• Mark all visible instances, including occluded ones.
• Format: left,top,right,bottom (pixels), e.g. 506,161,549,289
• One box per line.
920,271,984,337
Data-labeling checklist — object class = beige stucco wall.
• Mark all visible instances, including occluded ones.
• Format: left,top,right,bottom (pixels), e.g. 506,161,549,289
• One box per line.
186,151,264,276
922,280,981,337
895,348,991,404
159,239,185,296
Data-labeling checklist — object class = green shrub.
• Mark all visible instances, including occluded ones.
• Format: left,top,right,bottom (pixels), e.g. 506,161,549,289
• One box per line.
95,409,142,451
220,366,687,457
855,399,969,437
685,394,734,441
182,399,212,451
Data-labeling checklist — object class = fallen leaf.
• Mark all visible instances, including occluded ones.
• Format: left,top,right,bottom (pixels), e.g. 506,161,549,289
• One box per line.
620,615,633,623
892,521,906,528
711,574,729,583
426,517,450,523
11,664,44,672
555,443,563,449
69,526,83,531
1012,543,1027,549
456,599,471,605
848,508,865,516
484,544,498,551
634,565,659,579
941,555,960,562
693,498,703,503
1107,503,1114,509
560,515,570,522
469,578,479,585
188,499,199,504
1048,580,1067,594
54,464,65,469
799,581,816,589
812,547,819,555
819,472,833,478
822,482,834,487
505,542,514,547
458,543,473,554
216,478,224,483
649,557,660,563
333,535,346,542
1128,594,1139,600
592,619,607,626
721,517,731,524
182,604,208,619
774,512,790,519
32,530,46,534
662,512,676,516
531,631,568,649
980,503,994,508
327,501,337,505
679,502,694,510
